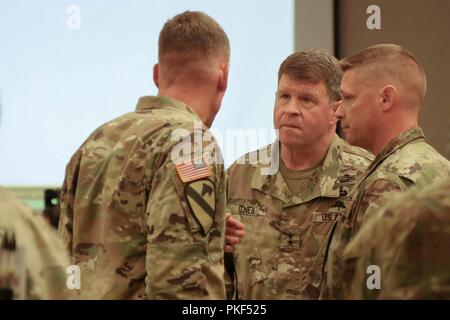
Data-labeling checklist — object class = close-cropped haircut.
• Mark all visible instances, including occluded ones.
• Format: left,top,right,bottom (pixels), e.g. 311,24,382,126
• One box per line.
158,11,230,63
340,44,427,105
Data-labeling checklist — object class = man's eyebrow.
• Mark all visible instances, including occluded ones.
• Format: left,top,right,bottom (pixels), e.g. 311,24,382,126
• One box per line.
298,90,319,98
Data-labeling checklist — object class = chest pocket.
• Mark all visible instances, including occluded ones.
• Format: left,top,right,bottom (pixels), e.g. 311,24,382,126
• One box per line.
303,215,341,291
277,207,342,298
228,199,278,299
303,193,354,292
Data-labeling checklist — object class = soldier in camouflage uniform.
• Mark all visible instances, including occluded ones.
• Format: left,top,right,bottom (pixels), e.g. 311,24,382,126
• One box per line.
0,187,69,299
58,11,231,299
343,177,450,299
321,44,450,299
225,50,374,300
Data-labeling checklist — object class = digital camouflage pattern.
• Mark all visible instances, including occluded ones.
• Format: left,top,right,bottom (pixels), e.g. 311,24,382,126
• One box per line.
344,177,450,299
0,187,69,299
226,135,373,299
59,96,227,299
321,127,450,299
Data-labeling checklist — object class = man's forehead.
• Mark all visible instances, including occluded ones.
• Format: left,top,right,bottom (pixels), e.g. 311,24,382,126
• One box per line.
342,67,370,83
341,69,359,89
278,75,325,93
342,67,375,93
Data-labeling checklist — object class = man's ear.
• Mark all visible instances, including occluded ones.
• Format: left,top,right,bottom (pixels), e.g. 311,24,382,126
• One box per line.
153,63,159,88
380,85,397,111
218,62,229,93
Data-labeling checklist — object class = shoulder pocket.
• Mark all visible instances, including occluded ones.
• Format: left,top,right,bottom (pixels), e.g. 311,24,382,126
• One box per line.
167,162,218,236
167,162,201,233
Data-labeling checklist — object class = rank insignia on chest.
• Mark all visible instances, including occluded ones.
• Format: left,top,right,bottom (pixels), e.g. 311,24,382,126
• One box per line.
279,229,300,250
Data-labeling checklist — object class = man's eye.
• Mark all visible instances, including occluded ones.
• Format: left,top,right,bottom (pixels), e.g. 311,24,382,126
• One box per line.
343,95,352,101
300,96,314,104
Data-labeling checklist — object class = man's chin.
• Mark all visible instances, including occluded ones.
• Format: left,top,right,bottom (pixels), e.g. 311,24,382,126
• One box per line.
279,134,306,147
279,126,302,138
343,133,354,145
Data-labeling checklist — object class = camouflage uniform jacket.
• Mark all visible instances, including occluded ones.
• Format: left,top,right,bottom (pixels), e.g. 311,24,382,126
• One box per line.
59,96,227,299
0,187,70,299
344,177,450,299
321,127,450,299
226,134,373,299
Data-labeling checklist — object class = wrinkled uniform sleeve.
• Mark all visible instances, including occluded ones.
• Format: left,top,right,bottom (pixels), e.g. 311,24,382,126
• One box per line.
345,184,450,299
322,177,406,299
0,188,71,300
58,149,82,256
145,135,227,300
342,210,384,300
352,177,405,232
223,170,238,300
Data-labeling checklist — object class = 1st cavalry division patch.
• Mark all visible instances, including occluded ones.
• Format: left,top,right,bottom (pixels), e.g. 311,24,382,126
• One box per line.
184,179,216,235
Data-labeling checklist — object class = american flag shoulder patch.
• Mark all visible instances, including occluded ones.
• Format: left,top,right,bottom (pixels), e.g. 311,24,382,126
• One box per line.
175,160,211,183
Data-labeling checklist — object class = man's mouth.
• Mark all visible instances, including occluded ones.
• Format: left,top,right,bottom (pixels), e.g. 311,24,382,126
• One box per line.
281,123,300,129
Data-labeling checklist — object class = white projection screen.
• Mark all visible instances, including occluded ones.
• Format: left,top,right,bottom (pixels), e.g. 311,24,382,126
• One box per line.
0,0,294,188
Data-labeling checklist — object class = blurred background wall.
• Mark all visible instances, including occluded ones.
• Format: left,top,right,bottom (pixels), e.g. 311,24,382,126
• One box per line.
2,0,449,212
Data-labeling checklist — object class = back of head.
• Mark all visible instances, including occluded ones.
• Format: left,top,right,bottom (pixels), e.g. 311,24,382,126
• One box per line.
156,11,230,127
340,44,427,109
158,11,230,77
278,49,342,103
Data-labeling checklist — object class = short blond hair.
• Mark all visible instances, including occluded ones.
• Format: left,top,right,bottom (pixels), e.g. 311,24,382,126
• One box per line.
158,11,230,63
278,49,342,102
340,44,427,106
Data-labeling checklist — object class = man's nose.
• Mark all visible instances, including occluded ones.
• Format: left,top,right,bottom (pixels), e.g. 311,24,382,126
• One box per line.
285,99,300,115
334,101,345,119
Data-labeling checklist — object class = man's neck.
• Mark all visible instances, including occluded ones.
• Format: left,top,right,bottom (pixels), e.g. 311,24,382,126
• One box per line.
280,131,334,171
371,121,418,156
158,87,214,127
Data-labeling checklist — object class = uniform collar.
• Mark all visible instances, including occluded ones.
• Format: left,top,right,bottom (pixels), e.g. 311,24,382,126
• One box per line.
135,95,200,120
361,127,425,181
250,134,343,205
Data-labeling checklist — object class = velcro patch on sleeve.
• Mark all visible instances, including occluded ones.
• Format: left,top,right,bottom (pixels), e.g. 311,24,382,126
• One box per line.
184,179,216,235
176,159,211,183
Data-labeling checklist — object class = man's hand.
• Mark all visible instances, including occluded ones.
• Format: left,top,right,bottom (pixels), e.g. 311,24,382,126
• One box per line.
224,213,245,253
